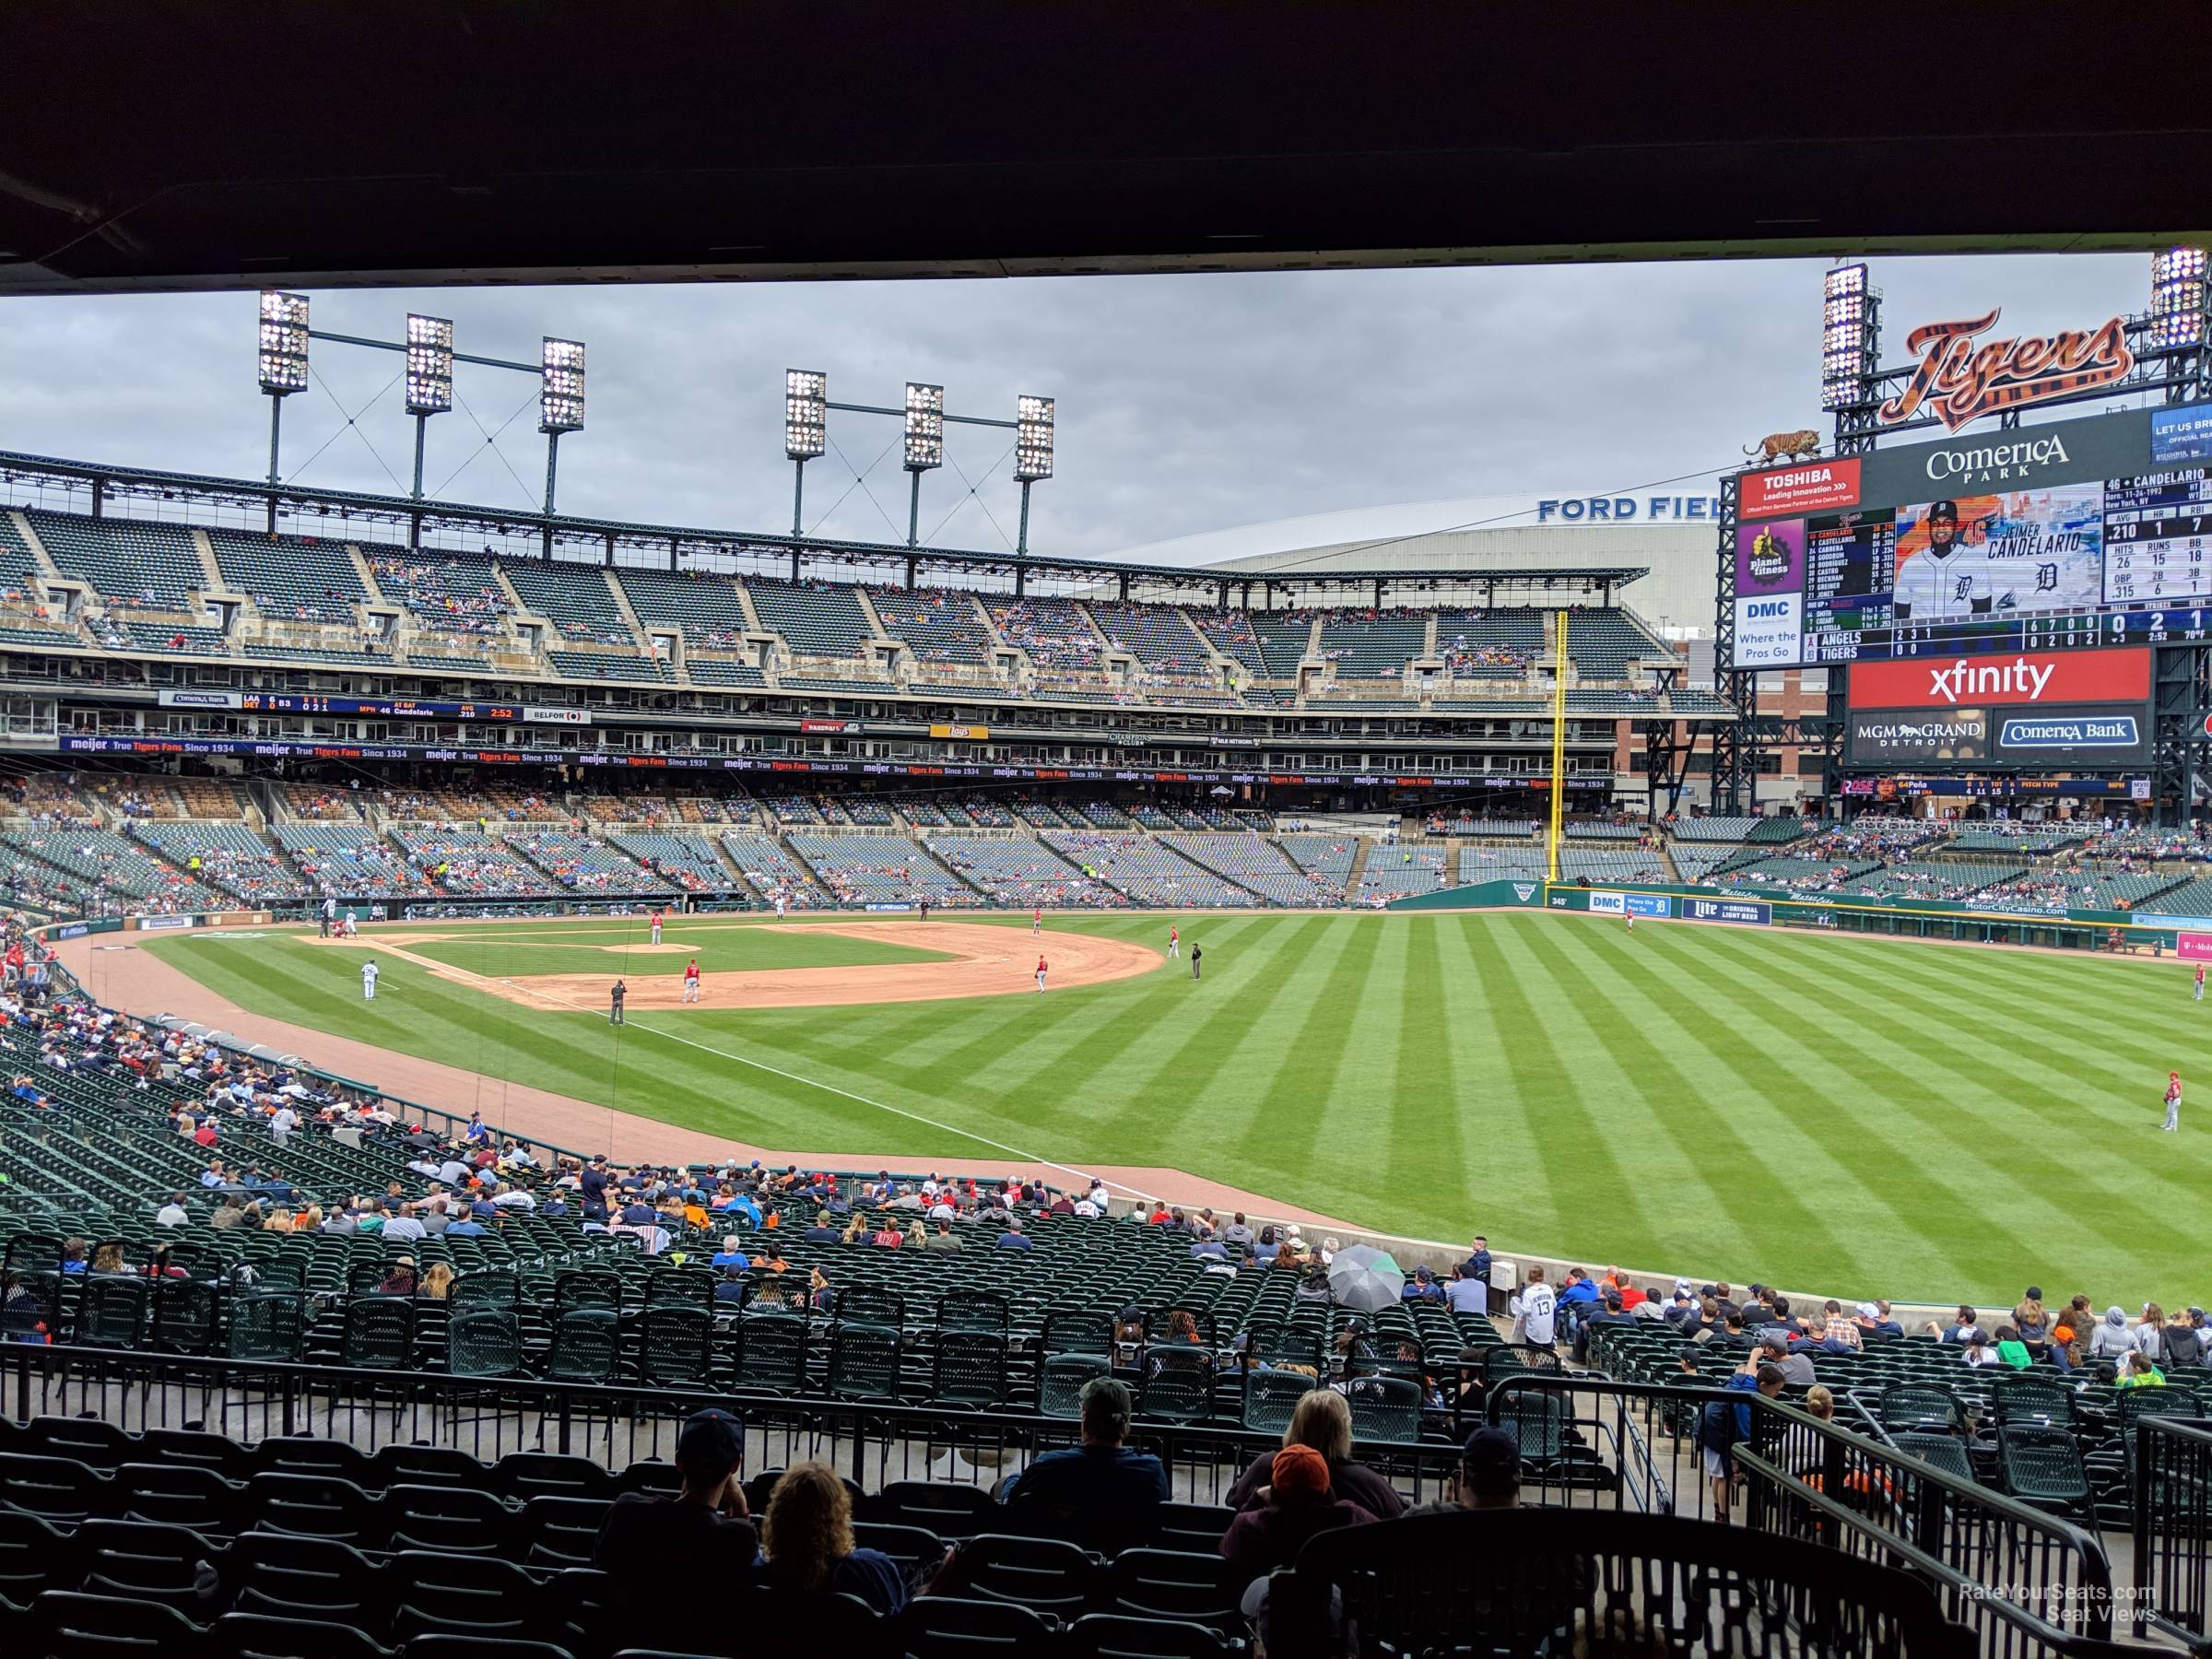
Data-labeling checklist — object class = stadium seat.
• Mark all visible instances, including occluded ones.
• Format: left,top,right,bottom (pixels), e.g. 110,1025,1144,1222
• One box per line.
903,1594,1061,1657
545,1309,623,1383
1106,1547,1242,1632
865,1479,1002,1540
25,1590,211,1659
1065,1613,1240,1659
207,1611,397,1659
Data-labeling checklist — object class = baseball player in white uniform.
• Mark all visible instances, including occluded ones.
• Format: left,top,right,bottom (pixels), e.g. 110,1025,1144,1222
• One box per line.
360,959,379,1001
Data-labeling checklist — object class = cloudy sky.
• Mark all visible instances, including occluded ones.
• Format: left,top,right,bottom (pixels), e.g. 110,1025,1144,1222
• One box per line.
0,252,2155,561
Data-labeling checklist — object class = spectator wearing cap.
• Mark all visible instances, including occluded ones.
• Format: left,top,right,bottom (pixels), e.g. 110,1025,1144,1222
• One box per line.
1225,1388,1406,1518
1571,1290,1637,1363
593,1408,754,1594
1401,1265,1443,1303
759,1461,907,1618
1763,1333,1816,1387
1219,1442,1379,1599
1406,1426,1523,1517
999,1376,1168,1553
994,1218,1032,1252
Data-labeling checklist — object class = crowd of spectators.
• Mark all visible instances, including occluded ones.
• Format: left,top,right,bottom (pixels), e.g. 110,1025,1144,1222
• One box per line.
369,552,514,635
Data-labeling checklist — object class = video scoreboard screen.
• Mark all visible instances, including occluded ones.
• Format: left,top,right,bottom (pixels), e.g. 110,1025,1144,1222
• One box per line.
1732,402,2212,669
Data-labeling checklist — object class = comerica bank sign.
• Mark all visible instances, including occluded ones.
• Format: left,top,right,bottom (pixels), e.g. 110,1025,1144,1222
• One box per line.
1535,495,1723,524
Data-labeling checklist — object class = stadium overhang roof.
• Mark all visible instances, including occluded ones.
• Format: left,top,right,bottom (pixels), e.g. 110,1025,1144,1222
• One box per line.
0,10,2199,295
0,450,1646,596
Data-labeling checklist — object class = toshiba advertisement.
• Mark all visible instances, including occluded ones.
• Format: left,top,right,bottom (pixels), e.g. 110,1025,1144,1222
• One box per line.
1845,645,2151,769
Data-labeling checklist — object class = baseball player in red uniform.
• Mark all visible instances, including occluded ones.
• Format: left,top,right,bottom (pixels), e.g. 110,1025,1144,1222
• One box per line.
682,957,701,1004
1032,905,1041,936
650,908,665,947
1035,955,1048,993
1168,924,1180,959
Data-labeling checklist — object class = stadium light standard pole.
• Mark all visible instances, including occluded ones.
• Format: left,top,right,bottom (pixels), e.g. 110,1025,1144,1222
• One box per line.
902,382,944,548
1013,394,1054,556
403,314,454,550
256,291,311,533
538,338,585,558
785,370,828,541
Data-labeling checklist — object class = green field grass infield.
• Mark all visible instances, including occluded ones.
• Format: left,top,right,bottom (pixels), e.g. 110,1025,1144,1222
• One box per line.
144,909,2212,1307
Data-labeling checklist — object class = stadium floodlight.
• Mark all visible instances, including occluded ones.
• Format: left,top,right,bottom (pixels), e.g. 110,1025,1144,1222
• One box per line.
903,382,945,471
404,313,455,415
538,337,585,434
785,370,827,460
2151,246,2207,350
1820,263,1873,412
257,290,311,394
1015,394,1055,482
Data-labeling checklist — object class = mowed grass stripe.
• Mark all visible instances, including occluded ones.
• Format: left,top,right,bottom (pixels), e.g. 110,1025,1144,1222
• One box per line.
1470,922,1661,1265
1699,926,2184,1138
1557,922,1927,1277
1230,917,1386,1184
1703,930,2212,1221
1524,923,1815,1279
1439,920,1559,1242
1082,915,1335,1162
1630,924,2050,1297
957,916,1283,1132
1383,918,1463,1206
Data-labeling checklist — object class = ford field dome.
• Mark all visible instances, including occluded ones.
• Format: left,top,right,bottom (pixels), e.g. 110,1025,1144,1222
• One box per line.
1108,488,1724,640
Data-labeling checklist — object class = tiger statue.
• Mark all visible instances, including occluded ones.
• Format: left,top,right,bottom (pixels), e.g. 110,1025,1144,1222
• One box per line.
1745,429,1822,464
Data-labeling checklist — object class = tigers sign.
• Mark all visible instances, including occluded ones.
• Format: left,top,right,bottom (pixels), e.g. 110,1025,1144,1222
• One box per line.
1877,309,2134,432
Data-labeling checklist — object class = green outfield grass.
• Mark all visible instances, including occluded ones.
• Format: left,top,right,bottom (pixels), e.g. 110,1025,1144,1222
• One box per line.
142,911,2212,1305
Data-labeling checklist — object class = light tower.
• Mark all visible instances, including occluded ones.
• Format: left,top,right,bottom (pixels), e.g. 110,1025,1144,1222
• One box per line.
256,290,310,531
902,382,944,547
1014,394,1054,555
785,370,828,536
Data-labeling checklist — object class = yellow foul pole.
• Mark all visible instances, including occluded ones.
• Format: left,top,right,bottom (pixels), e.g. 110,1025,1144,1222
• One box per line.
1547,607,1569,882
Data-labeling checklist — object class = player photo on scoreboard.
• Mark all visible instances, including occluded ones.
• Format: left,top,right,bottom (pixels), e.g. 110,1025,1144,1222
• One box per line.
1891,483,2105,624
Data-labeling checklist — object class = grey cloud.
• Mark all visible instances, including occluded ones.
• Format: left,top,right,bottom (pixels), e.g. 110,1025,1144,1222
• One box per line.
0,252,2151,560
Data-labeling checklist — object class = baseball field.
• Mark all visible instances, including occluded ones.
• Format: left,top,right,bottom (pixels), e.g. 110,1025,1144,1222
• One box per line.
98,909,2212,1306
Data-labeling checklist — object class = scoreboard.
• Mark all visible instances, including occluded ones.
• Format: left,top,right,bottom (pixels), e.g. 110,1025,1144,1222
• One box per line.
2102,472,2212,607
1732,402,2212,670
1835,602,2211,663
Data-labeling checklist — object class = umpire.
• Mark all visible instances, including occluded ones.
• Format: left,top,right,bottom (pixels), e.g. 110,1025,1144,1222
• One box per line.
1190,943,1203,982
610,979,627,1026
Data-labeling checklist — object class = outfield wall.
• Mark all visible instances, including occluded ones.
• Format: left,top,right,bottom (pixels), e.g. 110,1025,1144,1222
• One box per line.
1394,877,2190,950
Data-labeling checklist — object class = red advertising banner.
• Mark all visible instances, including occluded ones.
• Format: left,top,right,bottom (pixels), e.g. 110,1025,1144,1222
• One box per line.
1847,645,2150,710
2179,933,2212,961
1741,457,1862,519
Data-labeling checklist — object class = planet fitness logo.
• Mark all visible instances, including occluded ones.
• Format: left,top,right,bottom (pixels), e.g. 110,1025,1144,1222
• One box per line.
1745,524,1792,584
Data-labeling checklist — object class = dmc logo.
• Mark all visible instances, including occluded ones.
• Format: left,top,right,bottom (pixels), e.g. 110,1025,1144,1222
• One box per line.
1928,655,2056,704
1512,883,1536,901
1747,600,1790,618
1879,309,2133,431
1924,433,2071,484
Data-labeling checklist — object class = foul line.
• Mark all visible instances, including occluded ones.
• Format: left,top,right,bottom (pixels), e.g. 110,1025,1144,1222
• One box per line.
421,952,1164,1206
